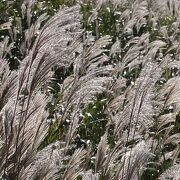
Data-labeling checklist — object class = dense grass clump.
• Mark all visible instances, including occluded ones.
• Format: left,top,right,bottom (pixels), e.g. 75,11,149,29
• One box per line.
0,0,179,179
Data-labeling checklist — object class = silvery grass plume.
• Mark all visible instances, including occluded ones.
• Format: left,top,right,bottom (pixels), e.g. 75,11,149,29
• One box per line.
109,31,167,137
19,142,64,179
91,134,153,180
1,0,180,179
89,0,180,179
57,34,114,147
82,170,99,180
97,0,180,178
8,0,48,57
107,37,179,179
87,0,180,40
117,140,153,180
159,164,180,180
92,134,123,179
104,59,166,179
0,3,82,179
61,148,87,180
114,60,166,137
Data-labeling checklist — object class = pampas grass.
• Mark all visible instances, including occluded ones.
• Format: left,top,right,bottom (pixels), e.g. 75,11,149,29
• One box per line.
0,0,180,179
